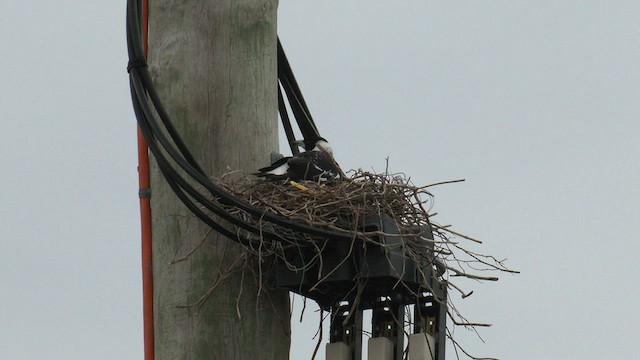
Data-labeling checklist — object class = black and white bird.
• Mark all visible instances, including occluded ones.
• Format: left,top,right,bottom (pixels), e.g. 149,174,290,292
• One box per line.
255,137,341,182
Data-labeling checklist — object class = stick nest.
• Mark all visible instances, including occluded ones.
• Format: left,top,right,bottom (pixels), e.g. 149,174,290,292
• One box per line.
220,170,433,247
208,169,517,360
215,169,516,288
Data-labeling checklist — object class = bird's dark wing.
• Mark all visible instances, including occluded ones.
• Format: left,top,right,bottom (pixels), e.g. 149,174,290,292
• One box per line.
311,153,340,178
286,152,320,181
288,151,339,181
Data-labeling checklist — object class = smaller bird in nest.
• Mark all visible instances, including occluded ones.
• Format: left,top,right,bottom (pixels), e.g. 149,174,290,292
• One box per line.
254,137,342,182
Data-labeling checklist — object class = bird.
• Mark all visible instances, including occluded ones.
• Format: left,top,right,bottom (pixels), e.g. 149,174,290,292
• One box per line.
255,137,341,182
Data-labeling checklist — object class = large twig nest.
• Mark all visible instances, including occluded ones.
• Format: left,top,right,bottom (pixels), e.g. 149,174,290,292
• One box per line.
206,168,517,360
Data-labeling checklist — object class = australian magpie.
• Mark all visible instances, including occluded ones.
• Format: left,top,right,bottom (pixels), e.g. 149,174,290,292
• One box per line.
255,137,341,182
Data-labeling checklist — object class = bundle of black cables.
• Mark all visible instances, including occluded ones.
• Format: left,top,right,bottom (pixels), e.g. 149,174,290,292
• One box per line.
126,0,352,247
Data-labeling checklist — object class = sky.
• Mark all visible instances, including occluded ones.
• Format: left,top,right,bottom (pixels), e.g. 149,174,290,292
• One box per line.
2,1,639,359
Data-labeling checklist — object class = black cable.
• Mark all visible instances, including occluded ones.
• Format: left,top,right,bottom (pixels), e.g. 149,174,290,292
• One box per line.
278,85,300,155
131,69,350,240
277,40,318,134
277,39,322,149
129,77,247,243
126,0,353,244
126,0,204,174
131,72,295,246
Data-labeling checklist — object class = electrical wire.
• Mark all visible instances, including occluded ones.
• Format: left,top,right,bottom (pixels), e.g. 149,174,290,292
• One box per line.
126,0,354,246
278,86,300,156
276,39,322,150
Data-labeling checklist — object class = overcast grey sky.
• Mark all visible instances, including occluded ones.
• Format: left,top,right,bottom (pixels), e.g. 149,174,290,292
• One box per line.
2,1,639,359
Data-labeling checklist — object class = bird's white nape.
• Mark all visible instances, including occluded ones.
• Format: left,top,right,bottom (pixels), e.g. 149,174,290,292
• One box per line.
314,140,333,155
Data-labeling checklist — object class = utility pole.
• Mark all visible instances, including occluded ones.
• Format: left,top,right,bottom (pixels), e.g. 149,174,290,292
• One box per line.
147,1,290,359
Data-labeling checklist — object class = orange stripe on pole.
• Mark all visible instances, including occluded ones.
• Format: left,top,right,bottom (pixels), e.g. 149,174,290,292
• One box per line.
139,129,154,360
138,1,154,360
142,0,149,55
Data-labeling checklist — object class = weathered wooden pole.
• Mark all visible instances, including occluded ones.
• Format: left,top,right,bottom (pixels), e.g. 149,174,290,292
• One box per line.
147,1,290,359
